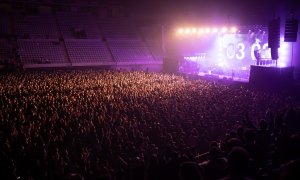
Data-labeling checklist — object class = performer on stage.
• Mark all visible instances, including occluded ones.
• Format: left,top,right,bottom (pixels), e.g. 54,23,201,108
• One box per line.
254,49,261,66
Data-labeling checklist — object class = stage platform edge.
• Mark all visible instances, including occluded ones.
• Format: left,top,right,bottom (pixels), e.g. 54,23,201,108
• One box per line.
249,65,294,89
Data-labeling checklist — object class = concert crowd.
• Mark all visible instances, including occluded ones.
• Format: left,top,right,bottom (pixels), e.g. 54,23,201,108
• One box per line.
0,70,299,180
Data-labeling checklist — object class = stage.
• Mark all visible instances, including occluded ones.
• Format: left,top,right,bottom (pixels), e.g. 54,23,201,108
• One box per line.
249,65,294,88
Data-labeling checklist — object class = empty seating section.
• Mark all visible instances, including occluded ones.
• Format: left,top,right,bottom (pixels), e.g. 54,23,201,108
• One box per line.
1,9,163,65
0,39,12,52
140,26,163,61
14,14,59,39
0,15,11,34
18,39,66,64
97,8,108,18
65,40,112,63
100,18,139,39
108,39,154,62
57,12,101,39
0,39,13,63
145,40,163,61
140,26,161,40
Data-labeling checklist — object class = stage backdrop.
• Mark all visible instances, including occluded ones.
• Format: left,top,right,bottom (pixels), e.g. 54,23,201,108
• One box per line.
170,32,291,79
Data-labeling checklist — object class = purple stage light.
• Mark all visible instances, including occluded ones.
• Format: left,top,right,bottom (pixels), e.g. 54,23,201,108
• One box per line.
278,62,287,68
277,37,292,67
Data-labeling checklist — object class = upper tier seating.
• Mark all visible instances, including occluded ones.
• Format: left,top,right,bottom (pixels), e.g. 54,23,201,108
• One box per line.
14,13,59,39
57,12,101,39
100,18,140,39
140,26,161,40
0,15,11,34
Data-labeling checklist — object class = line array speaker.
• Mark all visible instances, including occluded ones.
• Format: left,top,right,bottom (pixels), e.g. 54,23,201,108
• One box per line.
268,18,280,48
270,48,278,60
284,19,299,42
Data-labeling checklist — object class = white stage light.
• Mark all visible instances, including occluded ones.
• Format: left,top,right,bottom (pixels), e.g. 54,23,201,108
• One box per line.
192,28,197,33
231,27,237,33
221,27,227,33
178,28,183,34
198,28,204,34
185,28,191,34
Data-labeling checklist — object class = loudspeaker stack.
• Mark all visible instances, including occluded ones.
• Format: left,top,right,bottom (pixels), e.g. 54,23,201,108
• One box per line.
284,19,299,42
268,18,280,60
268,18,280,48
